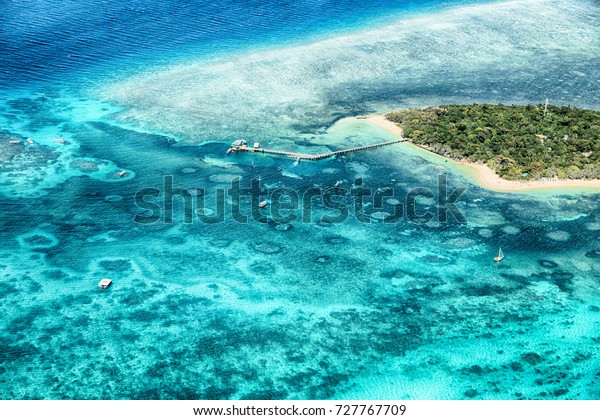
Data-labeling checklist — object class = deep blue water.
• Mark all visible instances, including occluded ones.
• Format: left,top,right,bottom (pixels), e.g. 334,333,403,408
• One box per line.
0,0,471,89
1,0,600,400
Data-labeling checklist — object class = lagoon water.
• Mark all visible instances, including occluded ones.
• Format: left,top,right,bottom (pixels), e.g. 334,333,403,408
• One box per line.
1,0,600,399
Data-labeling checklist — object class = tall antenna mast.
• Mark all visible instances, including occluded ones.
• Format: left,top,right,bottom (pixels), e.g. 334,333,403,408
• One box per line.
543,98,549,118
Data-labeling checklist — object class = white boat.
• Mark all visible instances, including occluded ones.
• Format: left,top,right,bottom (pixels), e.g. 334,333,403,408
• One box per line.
98,278,112,289
118,170,127,177
494,247,504,262
231,139,247,148
27,138,34,144
9,140,21,145
258,200,268,208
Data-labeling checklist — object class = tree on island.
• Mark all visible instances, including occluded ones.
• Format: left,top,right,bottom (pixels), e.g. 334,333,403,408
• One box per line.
386,104,600,181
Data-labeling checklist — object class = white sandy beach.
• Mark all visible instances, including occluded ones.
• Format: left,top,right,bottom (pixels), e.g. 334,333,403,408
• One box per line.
364,115,600,193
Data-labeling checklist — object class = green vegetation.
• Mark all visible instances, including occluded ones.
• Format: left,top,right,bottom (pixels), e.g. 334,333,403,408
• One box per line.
386,104,600,180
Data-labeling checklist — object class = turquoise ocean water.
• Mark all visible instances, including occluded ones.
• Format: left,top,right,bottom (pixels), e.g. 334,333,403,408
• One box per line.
1,0,600,399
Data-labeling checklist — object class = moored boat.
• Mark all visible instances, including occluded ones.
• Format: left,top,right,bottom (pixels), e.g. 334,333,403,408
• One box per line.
98,278,112,289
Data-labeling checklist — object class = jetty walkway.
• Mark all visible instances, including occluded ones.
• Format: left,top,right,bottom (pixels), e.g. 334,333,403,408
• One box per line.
227,138,407,161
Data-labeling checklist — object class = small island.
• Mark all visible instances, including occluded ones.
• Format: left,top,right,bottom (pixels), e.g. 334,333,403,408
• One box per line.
385,104,600,182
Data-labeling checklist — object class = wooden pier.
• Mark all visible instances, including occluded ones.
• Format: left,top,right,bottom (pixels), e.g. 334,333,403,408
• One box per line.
227,138,407,161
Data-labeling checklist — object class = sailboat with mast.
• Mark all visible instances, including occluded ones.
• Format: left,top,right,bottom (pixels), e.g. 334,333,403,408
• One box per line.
494,247,504,262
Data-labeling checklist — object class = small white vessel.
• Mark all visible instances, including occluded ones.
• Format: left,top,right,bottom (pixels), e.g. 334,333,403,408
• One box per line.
27,138,34,144
9,140,21,145
231,139,247,148
98,278,112,289
494,247,504,263
258,200,268,208
118,170,127,177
